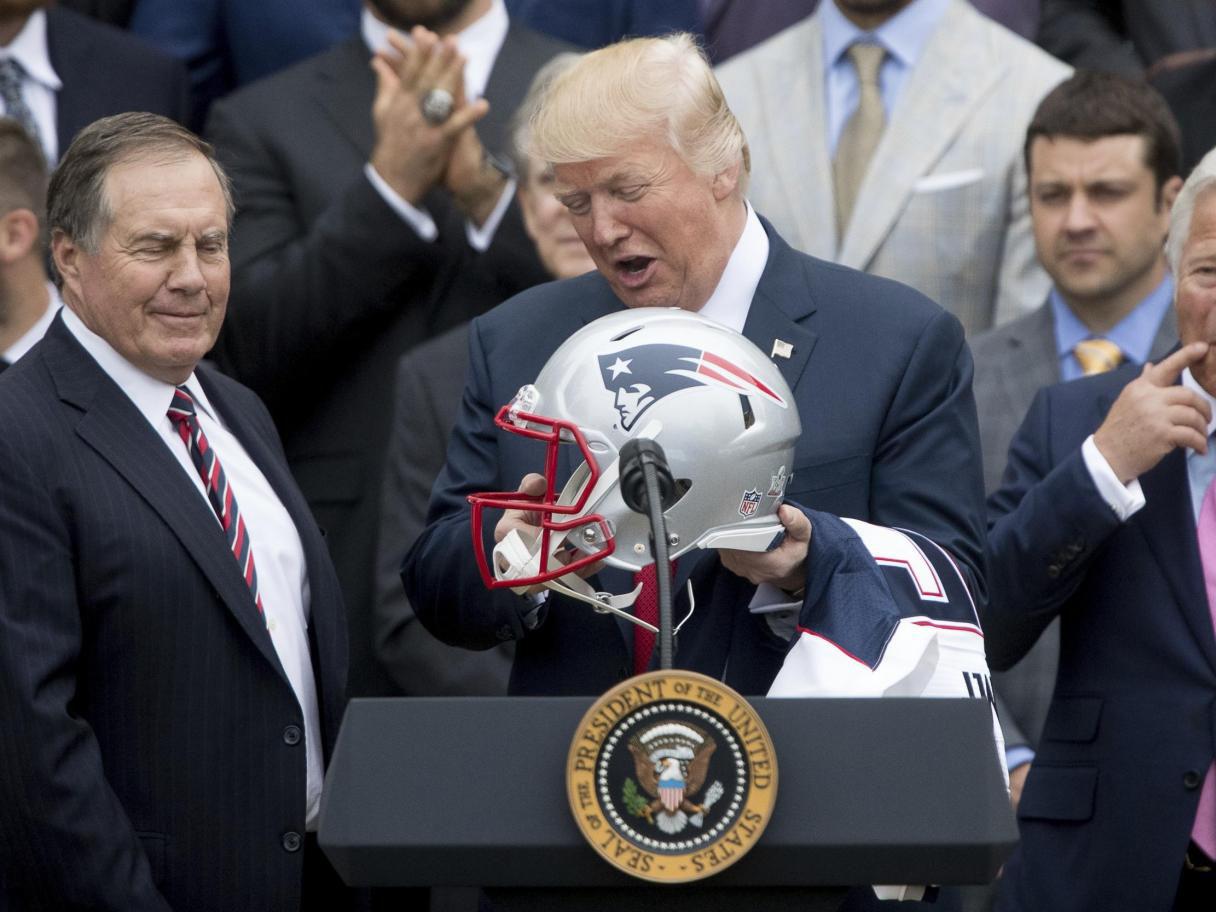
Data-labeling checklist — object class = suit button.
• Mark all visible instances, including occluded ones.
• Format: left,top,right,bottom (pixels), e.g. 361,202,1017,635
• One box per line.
283,725,302,746
1184,769,1203,790
282,831,302,852
1046,564,1061,579
496,625,513,642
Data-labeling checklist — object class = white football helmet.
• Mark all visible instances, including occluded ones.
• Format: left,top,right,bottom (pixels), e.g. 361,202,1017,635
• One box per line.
469,308,800,621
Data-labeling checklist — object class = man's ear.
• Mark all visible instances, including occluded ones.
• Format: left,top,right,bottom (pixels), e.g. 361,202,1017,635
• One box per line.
51,228,88,300
712,159,741,201
1161,174,1184,212
0,209,39,264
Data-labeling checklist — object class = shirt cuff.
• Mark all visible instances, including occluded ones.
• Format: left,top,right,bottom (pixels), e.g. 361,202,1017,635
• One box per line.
364,162,438,242
1081,434,1145,521
1005,745,1035,773
747,582,802,613
465,178,517,251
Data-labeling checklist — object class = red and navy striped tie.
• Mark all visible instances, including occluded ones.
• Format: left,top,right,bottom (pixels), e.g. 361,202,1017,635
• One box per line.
167,386,264,617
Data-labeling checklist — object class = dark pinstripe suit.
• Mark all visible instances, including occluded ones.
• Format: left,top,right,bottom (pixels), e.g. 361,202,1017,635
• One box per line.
0,316,348,911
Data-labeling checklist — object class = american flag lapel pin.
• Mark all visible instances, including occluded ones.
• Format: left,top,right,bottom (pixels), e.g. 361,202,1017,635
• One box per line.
771,339,793,360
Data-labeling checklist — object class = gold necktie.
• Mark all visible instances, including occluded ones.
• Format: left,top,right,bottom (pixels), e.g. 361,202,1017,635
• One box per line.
1073,338,1124,376
834,43,887,239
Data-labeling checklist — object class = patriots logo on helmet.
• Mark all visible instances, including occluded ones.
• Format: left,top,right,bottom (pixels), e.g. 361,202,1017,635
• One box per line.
598,343,787,431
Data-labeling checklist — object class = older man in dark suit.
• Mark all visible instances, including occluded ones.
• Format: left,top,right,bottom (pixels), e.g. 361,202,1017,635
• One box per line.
987,146,1216,910
205,0,567,697
0,113,351,911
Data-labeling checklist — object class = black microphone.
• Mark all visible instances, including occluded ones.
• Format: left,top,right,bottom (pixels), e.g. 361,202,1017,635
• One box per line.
619,438,677,514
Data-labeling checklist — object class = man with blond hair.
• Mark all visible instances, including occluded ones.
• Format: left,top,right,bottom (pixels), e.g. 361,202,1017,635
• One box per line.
985,146,1216,909
403,33,986,702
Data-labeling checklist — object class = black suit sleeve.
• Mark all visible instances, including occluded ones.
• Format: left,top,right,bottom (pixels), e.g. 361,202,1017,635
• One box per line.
204,94,547,412
0,424,170,911
204,97,449,408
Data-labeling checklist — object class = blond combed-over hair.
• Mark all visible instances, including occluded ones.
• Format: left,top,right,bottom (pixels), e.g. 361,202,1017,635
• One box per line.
526,33,749,194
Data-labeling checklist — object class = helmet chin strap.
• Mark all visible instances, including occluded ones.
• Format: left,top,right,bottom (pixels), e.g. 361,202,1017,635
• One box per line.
492,528,697,635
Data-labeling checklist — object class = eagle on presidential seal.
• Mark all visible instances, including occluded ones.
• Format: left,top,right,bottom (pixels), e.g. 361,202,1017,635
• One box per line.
625,721,725,835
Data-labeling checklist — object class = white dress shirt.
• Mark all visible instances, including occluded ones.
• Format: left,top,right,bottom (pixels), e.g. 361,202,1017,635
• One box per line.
361,0,514,250
0,9,62,163
61,306,325,829
697,202,769,333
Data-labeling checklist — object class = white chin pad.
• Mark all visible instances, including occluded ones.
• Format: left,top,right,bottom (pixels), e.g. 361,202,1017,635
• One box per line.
699,521,785,552
492,528,550,593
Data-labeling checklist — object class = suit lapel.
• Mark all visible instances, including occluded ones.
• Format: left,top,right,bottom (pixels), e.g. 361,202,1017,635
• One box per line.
742,219,819,394
1148,306,1180,361
478,26,536,155
747,15,837,259
840,0,1003,268
996,304,1060,417
44,322,290,683
1137,449,1216,674
46,7,95,148
313,37,377,159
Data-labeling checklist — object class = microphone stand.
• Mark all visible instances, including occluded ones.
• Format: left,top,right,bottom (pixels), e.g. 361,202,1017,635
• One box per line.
619,438,676,670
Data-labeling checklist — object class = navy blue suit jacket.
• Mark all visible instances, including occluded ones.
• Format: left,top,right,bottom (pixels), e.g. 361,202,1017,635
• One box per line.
403,217,986,697
0,318,348,911
48,6,190,148
986,364,1216,911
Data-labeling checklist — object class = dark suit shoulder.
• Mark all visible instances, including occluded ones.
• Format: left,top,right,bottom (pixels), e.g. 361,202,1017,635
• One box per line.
971,304,1050,361
804,252,946,325
47,5,182,72
208,35,361,118
473,271,610,350
502,21,579,60
400,321,473,370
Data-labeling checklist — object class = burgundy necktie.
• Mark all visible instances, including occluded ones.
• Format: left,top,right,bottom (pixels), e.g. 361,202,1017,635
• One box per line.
167,387,265,617
632,561,675,675
1192,476,1216,857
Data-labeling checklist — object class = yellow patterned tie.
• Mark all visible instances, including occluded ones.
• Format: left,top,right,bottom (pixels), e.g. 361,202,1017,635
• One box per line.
1073,338,1124,376
834,43,887,238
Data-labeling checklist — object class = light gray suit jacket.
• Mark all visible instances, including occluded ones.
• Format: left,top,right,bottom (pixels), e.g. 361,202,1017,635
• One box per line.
716,0,1070,335
970,298,1177,752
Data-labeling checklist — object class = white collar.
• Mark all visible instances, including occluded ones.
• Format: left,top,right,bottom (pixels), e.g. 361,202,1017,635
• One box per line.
0,10,62,91
360,0,508,101
60,304,217,427
2,282,60,363
696,202,769,333
1184,366,1216,438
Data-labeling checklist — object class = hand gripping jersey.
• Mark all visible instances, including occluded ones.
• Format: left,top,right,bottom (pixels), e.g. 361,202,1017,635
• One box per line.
766,511,1006,903
767,511,1006,780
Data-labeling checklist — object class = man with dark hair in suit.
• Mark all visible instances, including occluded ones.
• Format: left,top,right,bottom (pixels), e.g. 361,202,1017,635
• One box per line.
0,112,352,911
205,0,567,697
986,145,1216,910
0,117,56,372
966,67,1181,912
0,0,187,163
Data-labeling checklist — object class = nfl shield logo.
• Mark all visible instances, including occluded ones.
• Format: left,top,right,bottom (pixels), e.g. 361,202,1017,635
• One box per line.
738,489,761,517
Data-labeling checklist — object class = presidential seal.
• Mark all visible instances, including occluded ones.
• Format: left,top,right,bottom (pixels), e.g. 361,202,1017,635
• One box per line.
566,670,778,883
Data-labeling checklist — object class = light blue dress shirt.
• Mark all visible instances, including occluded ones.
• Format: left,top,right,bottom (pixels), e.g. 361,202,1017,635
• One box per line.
820,0,951,154
1050,275,1174,382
